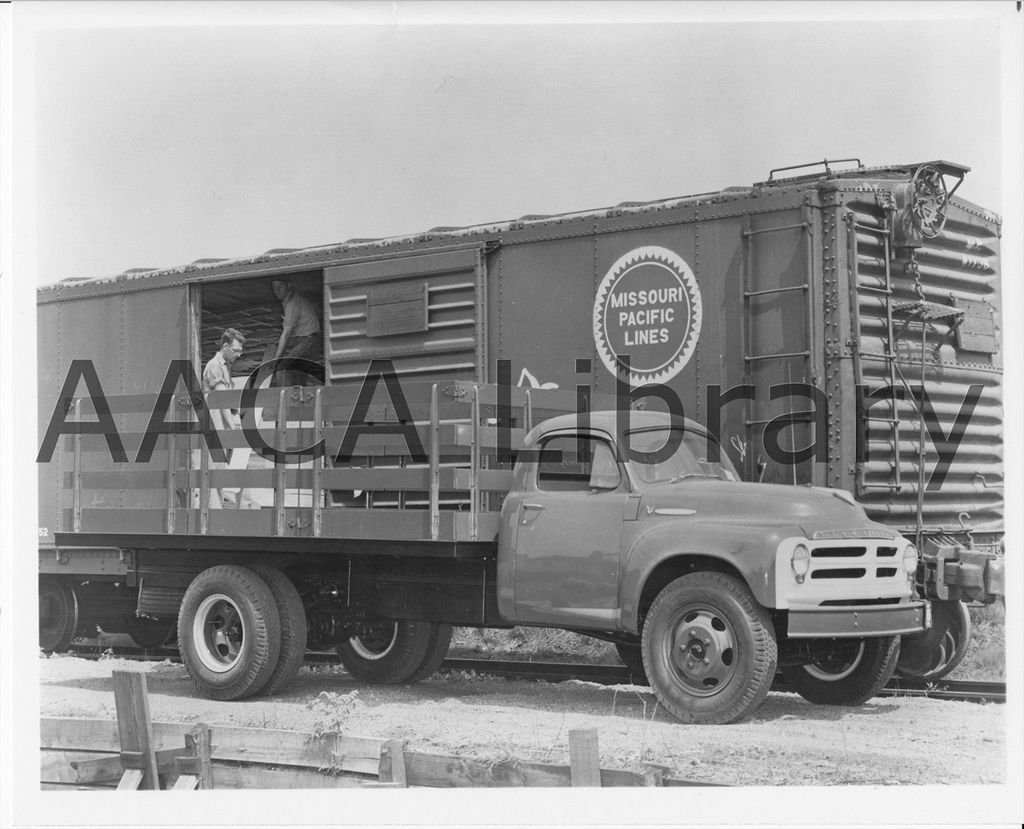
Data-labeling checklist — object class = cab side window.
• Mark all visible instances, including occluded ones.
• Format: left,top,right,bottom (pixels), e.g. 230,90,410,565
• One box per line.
537,435,620,492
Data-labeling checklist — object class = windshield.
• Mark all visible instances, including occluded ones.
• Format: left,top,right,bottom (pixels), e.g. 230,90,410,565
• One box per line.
626,427,739,485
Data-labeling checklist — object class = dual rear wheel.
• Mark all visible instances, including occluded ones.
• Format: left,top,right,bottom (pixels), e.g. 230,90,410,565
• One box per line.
176,564,450,700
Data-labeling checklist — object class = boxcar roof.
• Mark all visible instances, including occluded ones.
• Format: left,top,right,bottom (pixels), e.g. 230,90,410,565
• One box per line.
38,159,996,298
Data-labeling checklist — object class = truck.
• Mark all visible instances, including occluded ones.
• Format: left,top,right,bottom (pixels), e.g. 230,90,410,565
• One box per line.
37,158,1003,724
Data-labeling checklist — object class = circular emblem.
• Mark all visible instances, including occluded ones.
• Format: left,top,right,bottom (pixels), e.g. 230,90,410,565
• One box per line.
593,246,702,385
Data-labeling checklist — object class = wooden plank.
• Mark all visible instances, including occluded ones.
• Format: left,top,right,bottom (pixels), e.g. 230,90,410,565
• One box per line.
449,424,526,449
65,470,169,490
69,747,182,784
456,468,514,492
569,729,602,787
210,763,375,789
116,769,144,790
41,719,382,777
70,508,192,536
321,508,454,542
401,751,649,788
455,512,502,542
170,774,199,791
41,781,115,791
663,776,723,787
454,382,617,413
378,740,407,787
111,671,159,790
40,750,114,785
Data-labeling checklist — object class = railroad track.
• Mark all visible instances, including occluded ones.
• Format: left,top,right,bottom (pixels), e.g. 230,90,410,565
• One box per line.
54,644,1007,705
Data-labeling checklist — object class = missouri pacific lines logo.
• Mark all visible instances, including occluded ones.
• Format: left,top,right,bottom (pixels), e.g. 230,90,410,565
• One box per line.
593,246,703,385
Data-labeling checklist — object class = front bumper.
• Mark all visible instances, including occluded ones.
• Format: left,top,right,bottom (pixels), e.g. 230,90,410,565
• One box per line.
787,600,929,638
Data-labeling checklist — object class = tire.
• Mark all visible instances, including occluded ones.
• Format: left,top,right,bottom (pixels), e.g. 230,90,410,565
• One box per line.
896,600,971,681
405,623,453,683
127,616,176,650
781,636,900,706
249,565,308,695
615,642,648,683
336,619,436,684
177,565,282,701
641,572,777,725
39,576,79,653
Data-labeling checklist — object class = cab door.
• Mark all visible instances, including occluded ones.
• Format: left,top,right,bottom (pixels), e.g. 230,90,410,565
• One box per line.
512,432,628,628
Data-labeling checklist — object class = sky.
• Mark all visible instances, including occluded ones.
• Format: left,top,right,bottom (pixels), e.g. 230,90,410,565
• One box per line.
20,2,1015,284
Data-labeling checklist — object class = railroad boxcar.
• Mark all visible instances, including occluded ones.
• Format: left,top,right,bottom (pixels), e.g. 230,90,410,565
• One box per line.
37,158,1003,696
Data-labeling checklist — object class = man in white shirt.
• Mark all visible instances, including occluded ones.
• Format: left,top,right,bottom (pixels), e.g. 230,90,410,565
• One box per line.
200,328,257,509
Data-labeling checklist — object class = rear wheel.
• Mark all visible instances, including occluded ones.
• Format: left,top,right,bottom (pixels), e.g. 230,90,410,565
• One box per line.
406,623,453,682
896,600,971,681
641,572,777,725
39,576,79,653
178,565,282,700
781,636,900,706
249,565,308,695
336,619,438,684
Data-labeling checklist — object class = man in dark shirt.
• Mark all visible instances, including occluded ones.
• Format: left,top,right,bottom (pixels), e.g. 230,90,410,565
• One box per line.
271,278,323,386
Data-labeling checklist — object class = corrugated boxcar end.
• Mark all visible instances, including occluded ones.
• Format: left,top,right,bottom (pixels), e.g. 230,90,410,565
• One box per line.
837,181,1002,532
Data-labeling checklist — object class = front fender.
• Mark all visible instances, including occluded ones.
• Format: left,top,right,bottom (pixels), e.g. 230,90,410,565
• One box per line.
619,520,792,633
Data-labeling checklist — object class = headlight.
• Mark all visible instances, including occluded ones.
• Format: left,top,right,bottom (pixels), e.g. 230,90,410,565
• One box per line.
792,544,810,583
903,543,918,575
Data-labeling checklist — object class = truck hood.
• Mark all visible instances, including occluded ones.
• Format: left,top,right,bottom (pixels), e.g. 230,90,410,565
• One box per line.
638,481,888,537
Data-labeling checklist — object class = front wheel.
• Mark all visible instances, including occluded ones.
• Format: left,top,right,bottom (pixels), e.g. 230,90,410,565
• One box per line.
641,572,777,725
781,636,900,706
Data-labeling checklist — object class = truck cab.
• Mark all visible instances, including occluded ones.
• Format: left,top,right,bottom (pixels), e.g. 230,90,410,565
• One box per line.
499,411,927,723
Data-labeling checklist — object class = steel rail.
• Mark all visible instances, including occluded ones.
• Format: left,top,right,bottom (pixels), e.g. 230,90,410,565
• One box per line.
56,645,1006,705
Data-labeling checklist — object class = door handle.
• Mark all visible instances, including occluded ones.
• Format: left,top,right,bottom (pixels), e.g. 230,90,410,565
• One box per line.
522,503,546,511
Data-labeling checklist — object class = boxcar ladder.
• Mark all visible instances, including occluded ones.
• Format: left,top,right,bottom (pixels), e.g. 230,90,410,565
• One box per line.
741,211,815,485
851,214,903,493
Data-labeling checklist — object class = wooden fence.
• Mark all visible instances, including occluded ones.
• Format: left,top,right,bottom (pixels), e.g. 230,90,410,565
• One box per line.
41,671,713,789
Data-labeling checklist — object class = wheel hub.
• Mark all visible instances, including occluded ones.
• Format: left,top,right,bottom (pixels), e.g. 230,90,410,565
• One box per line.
669,607,737,696
193,593,246,673
348,621,398,661
803,641,865,681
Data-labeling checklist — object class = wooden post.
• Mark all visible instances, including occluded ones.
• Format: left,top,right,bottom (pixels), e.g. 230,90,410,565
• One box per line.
311,387,323,537
469,385,480,540
379,739,408,787
274,388,288,536
428,384,440,540
568,729,601,787
71,399,83,532
639,764,667,786
199,433,211,534
165,431,177,534
184,724,213,789
111,671,159,790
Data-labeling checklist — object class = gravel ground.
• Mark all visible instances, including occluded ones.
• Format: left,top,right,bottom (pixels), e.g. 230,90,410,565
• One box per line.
39,654,1005,786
